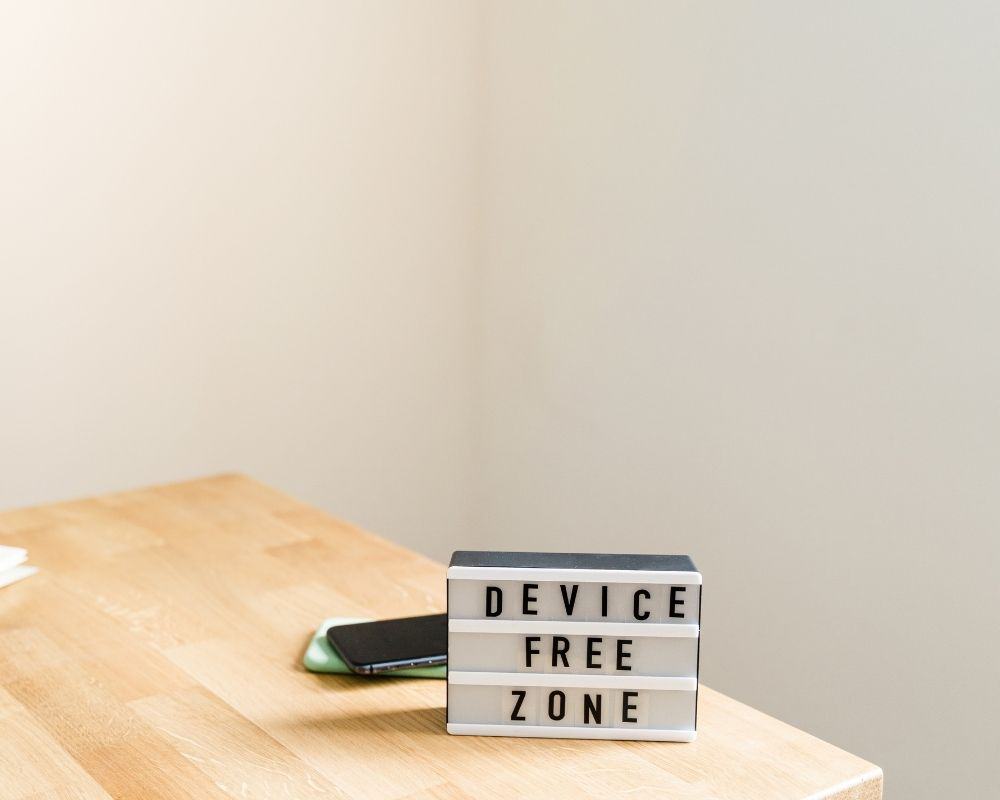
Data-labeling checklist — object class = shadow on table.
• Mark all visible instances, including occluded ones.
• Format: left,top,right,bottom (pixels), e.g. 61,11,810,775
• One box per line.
278,705,447,737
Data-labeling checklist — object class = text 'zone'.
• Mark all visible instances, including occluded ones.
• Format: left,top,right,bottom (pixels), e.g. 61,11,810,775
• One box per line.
508,689,641,726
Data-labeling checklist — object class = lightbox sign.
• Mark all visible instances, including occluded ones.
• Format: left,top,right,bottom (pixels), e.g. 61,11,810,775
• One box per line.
446,551,701,741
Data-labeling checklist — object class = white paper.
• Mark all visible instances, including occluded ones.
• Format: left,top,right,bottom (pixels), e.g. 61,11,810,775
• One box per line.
0,564,37,589
0,544,28,573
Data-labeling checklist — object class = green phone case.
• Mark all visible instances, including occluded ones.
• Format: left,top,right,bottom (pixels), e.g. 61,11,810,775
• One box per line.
303,617,447,678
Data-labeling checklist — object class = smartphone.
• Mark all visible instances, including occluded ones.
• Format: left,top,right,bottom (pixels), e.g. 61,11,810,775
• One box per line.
325,613,447,674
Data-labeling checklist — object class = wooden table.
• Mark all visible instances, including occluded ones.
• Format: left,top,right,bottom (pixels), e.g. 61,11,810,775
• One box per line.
0,475,882,799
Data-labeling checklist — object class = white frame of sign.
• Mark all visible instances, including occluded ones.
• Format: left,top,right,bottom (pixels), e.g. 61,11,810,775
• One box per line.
446,552,702,742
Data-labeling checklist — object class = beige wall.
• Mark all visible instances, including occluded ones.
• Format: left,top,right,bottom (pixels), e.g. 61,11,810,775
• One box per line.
0,1,479,557
2,3,996,798
476,4,998,799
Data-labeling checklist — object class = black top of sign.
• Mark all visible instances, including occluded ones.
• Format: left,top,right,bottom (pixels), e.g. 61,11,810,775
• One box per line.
449,551,698,573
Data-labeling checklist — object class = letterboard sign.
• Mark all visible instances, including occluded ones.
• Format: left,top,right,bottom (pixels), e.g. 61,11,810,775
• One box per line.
446,551,701,741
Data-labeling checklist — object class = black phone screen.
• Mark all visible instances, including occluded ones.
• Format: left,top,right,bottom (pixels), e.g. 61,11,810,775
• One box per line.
326,614,448,673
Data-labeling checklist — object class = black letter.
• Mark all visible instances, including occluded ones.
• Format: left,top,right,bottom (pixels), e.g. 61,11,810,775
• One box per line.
522,583,539,615
552,636,570,668
547,690,566,721
583,693,602,724
622,691,639,723
616,639,633,671
485,586,503,617
669,586,686,618
560,584,579,615
525,636,541,668
601,585,609,617
586,637,602,669
633,589,651,620
510,690,526,721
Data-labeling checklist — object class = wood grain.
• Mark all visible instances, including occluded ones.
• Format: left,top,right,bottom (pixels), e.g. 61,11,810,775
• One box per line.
0,475,882,799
